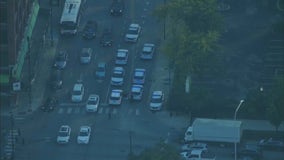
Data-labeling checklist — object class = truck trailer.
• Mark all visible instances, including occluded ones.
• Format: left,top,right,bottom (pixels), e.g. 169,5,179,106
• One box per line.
184,118,243,143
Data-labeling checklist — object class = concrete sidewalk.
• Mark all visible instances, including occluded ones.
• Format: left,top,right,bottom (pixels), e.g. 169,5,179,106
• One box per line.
0,3,61,117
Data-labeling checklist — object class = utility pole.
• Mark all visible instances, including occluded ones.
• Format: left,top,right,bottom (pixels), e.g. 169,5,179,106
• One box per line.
50,7,54,46
27,37,32,112
129,131,133,156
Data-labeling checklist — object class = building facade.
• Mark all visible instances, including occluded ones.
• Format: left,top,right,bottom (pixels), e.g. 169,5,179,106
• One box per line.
0,0,39,93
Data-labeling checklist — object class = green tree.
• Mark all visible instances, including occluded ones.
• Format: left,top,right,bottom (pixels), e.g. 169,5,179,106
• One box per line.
266,76,284,130
154,0,225,113
128,143,181,160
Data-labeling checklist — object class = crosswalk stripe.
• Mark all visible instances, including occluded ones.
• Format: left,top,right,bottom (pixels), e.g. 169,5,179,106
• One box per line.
135,109,140,116
112,108,117,114
67,108,72,114
128,109,133,114
98,108,103,114
58,108,64,114
74,108,80,114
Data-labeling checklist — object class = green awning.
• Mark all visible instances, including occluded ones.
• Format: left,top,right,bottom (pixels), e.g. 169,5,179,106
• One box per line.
12,1,39,80
0,74,10,84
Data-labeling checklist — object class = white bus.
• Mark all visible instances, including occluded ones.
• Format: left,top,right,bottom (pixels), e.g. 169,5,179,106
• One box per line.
60,0,83,35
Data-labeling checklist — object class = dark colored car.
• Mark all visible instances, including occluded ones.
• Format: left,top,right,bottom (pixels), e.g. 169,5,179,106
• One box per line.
258,138,284,151
41,97,58,112
54,51,68,69
82,20,98,39
233,145,263,160
110,0,125,16
100,28,113,47
50,70,63,90
95,62,106,79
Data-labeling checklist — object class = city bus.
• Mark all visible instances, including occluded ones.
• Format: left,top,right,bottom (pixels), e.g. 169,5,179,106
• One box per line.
60,0,83,35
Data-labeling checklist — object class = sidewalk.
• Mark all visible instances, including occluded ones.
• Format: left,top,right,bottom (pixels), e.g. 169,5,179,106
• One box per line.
0,3,61,117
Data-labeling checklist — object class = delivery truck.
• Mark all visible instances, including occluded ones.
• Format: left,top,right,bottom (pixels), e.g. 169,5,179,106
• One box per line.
184,118,243,143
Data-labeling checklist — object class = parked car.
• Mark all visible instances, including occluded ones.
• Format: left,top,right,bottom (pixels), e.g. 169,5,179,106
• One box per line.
80,48,93,64
149,91,164,111
110,0,124,16
233,145,263,160
95,62,106,79
54,51,68,69
57,125,71,144
111,66,125,86
50,70,63,90
109,89,123,105
115,49,128,65
181,142,208,151
125,24,141,43
86,94,100,112
132,68,146,84
140,43,155,60
258,138,284,151
71,83,84,102
82,20,98,39
100,27,113,47
41,96,58,112
130,85,143,101
77,126,91,144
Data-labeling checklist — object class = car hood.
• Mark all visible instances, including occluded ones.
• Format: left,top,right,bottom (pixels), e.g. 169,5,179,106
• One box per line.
96,71,105,76
86,104,98,109
126,34,138,38
150,102,162,108
77,136,89,141
57,136,68,141
111,77,123,82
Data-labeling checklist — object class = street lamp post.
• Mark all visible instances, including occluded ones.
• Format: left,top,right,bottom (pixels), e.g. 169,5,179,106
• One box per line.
234,99,244,160
27,37,32,112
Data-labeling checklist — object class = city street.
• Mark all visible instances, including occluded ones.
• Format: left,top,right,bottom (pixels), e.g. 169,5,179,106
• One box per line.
1,0,284,160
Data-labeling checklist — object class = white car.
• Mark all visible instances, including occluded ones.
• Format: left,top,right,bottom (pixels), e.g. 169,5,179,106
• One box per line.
130,85,143,101
140,43,155,60
149,91,164,111
111,66,125,86
181,142,208,151
80,48,93,64
86,94,100,112
109,89,123,105
77,126,91,144
125,23,141,42
57,125,71,144
71,83,85,102
115,49,128,65
132,68,146,85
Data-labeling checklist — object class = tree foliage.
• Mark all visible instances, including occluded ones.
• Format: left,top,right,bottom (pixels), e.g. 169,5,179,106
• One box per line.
128,143,180,160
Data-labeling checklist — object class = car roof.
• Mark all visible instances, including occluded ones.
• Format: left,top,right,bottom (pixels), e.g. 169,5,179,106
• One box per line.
114,66,124,71
80,126,90,131
130,24,140,28
98,62,106,67
88,94,98,100
111,90,122,97
131,85,143,92
117,52,127,57
73,83,83,91
60,125,70,131
134,69,145,76
82,48,92,53
143,45,153,52
153,91,163,96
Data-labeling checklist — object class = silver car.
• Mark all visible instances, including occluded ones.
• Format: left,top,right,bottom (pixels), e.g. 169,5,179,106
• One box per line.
80,48,93,64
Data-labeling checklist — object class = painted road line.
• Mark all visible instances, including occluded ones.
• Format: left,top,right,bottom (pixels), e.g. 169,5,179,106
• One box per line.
98,108,103,114
67,107,72,114
135,109,140,116
58,108,64,114
74,107,80,114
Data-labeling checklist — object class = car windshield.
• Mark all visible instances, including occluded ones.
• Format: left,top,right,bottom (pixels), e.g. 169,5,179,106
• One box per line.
97,67,105,72
128,28,138,34
61,21,76,30
134,75,143,79
73,90,81,95
56,55,65,61
117,56,126,60
110,96,120,100
142,51,151,55
113,72,122,77
79,131,88,136
88,99,98,105
82,52,90,57
59,132,68,137
151,97,161,103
